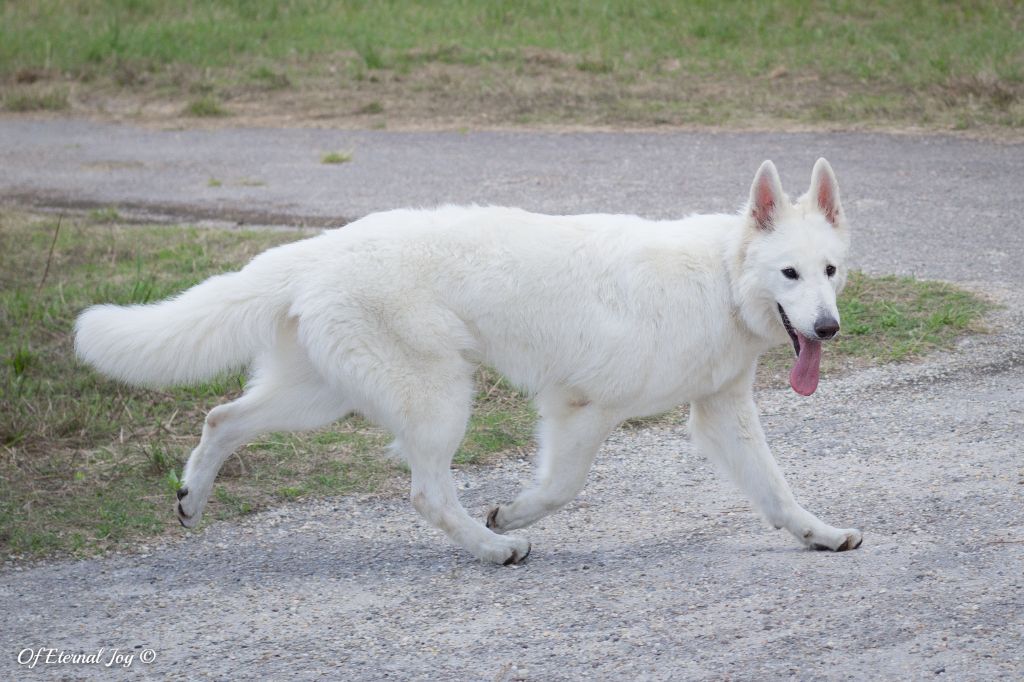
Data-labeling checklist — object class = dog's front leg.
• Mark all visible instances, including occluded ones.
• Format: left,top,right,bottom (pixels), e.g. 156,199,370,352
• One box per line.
487,400,617,534
689,387,862,551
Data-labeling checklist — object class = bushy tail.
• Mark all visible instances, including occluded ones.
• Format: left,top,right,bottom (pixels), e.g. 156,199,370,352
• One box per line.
75,268,288,387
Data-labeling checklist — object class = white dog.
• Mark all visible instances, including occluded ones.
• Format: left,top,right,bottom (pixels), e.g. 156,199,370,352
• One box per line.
76,158,862,564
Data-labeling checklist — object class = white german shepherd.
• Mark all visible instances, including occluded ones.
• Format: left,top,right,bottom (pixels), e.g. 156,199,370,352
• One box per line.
76,158,862,564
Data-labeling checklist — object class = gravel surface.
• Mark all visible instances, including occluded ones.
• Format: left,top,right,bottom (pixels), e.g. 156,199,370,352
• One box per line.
1,119,1022,680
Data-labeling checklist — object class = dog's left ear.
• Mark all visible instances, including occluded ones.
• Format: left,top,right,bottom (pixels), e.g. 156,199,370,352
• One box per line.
809,158,842,226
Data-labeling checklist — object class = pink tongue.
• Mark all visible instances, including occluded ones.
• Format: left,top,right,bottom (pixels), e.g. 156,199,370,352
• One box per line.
789,334,822,396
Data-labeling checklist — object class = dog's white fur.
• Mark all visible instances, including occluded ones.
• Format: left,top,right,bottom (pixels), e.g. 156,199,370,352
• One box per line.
76,159,862,564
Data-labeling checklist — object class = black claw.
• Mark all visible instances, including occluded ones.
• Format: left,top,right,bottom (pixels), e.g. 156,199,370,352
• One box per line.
176,486,189,501
811,536,862,552
503,543,532,566
485,506,500,530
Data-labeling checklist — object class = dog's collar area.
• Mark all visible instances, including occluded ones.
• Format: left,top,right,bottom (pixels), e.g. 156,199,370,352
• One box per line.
777,303,800,356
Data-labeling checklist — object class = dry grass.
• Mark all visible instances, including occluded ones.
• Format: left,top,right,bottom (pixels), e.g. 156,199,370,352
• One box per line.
3,86,69,112
1,1,1021,134
183,96,229,118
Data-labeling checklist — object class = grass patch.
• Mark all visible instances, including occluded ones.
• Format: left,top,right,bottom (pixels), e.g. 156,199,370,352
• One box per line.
87,206,122,224
832,272,989,361
321,151,353,165
577,58,614,75
355,101,384,115
1,213,306,558
0,2,1019,131
3,87,69,112
0,211,987,559
757,271,990,384
249,65,290,90
183,96,229,118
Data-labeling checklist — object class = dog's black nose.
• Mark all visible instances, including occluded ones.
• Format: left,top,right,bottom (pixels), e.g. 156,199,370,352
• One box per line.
814,315,840,340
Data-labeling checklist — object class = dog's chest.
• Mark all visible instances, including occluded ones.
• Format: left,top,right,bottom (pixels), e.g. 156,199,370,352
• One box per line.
607,332,758,418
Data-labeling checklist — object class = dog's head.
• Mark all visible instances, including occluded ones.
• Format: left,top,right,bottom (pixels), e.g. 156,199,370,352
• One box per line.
733,158,850,396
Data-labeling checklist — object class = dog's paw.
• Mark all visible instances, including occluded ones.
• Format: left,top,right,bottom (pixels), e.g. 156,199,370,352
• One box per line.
175,486,205,529
502,542,532,566
476,534,531,565
808,527,863,552
496,536,532,566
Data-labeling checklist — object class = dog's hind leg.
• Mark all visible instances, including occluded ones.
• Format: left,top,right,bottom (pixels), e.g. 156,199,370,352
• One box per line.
689,382,863,552
487,394,616,533
405,418,532,565
176,327,350,528
366,357,532,565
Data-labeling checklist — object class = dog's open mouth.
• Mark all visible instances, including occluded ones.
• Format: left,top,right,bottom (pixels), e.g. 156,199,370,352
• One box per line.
777,303,822,397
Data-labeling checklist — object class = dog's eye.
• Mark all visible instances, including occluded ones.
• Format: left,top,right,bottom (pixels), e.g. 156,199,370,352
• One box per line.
825,264,836,277
781,267,799,280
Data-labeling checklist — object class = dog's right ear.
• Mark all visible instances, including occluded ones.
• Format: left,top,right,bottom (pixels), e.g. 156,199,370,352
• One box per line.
747,160,784,232
809,157,842,226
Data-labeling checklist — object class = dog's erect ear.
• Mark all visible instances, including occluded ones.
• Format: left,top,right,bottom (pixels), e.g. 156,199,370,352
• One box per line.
809,157,842,226
747,160,784,232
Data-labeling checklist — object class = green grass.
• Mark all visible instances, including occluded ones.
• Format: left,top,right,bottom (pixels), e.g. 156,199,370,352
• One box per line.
249,65,291,90
0,1,1020,130
0,1,1017,83
0,211,987,559
832,271,989,361
183,96,229,117
321,151,352,164
88,206,122,223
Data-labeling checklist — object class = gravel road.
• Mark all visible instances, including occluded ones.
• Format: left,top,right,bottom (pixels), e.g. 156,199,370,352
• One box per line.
1,119,1022,680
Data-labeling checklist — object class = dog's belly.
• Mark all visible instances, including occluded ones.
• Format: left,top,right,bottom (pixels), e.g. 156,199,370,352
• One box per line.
477,330,756,420
613,356,751,418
